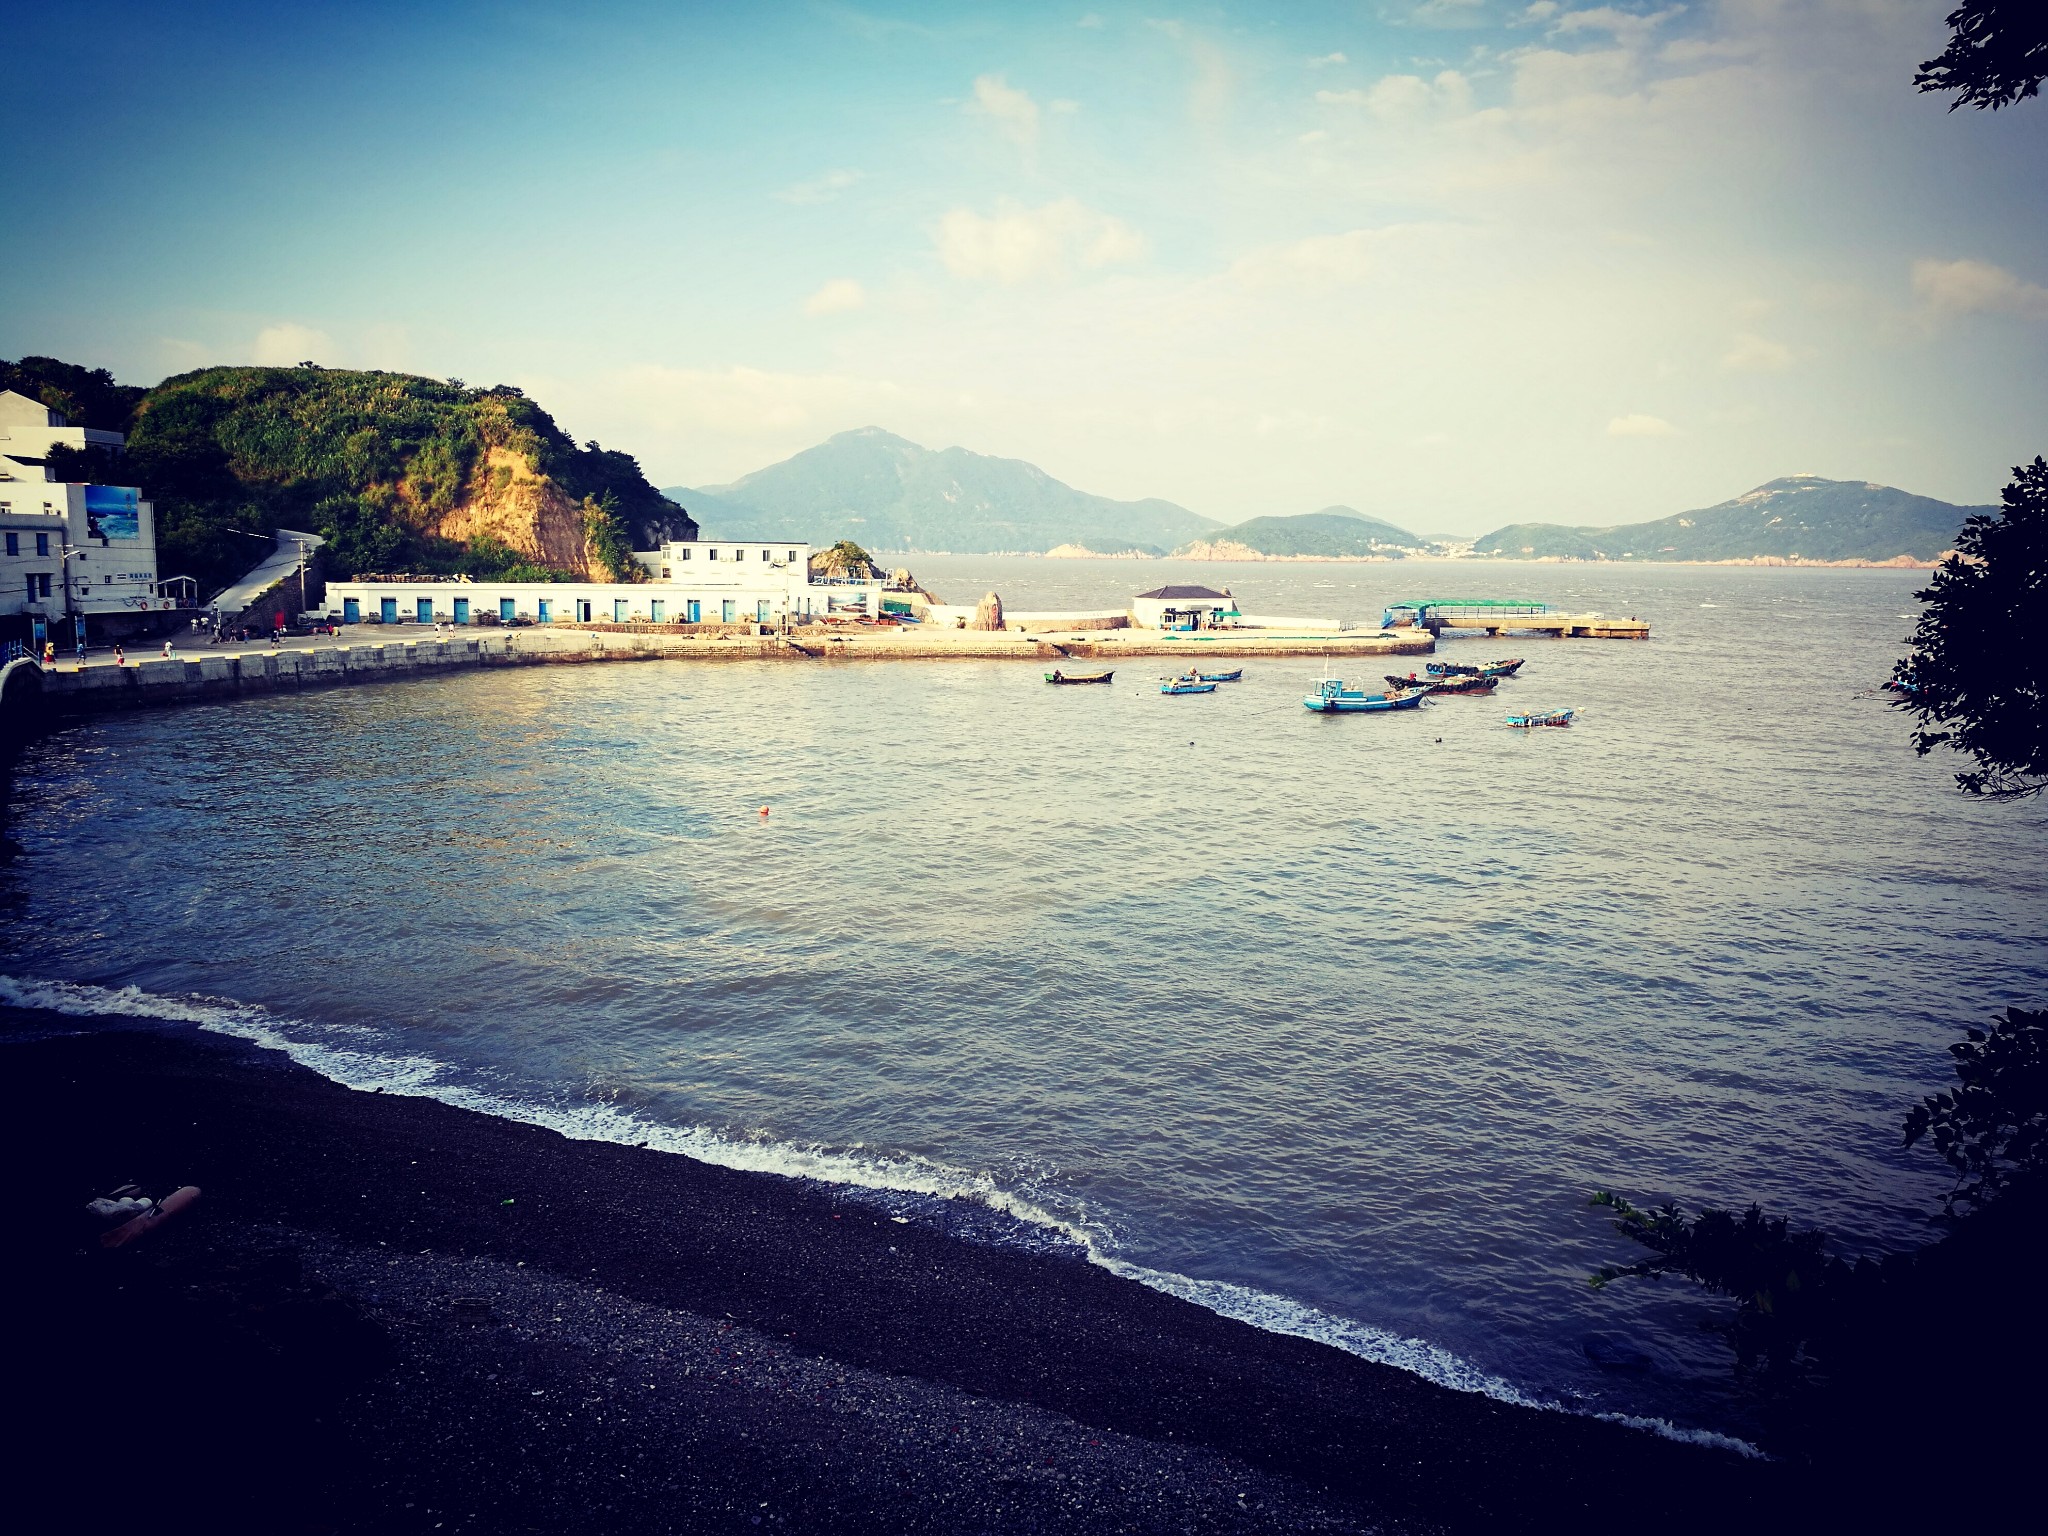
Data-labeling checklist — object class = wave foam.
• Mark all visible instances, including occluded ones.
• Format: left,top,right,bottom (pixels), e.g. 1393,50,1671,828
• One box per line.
2,972,1762,1458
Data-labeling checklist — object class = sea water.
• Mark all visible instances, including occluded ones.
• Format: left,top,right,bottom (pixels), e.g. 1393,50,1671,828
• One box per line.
4,559,2041,1445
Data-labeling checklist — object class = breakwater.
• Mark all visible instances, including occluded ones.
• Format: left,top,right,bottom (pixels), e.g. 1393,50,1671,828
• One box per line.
0,623,1434,731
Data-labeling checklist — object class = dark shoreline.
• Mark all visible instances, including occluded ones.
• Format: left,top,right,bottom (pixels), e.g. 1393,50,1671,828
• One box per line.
5,1009,1778,1533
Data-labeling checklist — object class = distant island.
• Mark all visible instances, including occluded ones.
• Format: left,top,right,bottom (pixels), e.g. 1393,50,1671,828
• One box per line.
1470,475,1983,566
1173,507,1431,560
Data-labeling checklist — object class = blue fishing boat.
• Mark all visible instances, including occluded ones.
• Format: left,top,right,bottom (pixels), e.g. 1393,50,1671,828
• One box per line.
1505,707,1574,728
1196,668,1244,683
1302,678,1427,713
1161,673,1218,695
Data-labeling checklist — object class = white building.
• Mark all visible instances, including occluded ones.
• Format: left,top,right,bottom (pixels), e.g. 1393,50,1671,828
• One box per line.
1129,584,1240,631
323,538,891,629
0,389,173,643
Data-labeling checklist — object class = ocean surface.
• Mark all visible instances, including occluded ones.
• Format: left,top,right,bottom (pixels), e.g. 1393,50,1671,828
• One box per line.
5,558,2043,1445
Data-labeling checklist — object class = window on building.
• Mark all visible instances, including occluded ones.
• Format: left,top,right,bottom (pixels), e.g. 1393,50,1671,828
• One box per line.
761,549,771,562
3,533,15,556
36,532,50,557
660,567,670,579
734,548,745,561
679,547,691,560
708,547,718,560
787,549,798,563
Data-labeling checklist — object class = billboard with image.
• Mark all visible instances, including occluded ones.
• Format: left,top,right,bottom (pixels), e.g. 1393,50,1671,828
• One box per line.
85,485,141,541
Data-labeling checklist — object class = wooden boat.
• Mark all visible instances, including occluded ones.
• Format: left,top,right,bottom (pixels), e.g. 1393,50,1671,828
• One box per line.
1427,657,1525,679
1506,707,1574,728
1303,678,1427,713
1161,674,1218,695
1196,668,1244,683
1387,672,1497,695
1045,669,1114,685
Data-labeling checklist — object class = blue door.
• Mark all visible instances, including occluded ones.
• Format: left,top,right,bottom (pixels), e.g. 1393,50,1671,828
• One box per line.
453,598,470,624
500,598,516,622
416,598,433,624
757,600,770,623
686,600,700,623
722,599,735,623
614,599,628,622
537,599,551,623
380,598,397,623
649,600,665,623
342,598,360,623
577,600,592,623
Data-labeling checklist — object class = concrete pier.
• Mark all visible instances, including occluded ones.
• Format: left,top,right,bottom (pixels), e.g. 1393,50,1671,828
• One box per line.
0,622,1437,733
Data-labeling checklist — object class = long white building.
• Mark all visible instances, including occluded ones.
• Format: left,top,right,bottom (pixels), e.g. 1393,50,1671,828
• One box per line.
0,389,175,644
322,539,890,629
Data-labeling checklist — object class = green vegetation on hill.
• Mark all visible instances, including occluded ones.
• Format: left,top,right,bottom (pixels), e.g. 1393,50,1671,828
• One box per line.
12,358,694,597
1183,507,1423,557
1,355,146,431
666,427,1216,554
1472,475,1987,562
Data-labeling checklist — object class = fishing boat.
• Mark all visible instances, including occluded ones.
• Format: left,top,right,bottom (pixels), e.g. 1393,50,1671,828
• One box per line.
1387,672,1497,695
1196,668,1244,683
1161,674,1218,695
1045,669,1114,685
1505,707,1574,728
1302,678,1427,713
1427,657,1524,679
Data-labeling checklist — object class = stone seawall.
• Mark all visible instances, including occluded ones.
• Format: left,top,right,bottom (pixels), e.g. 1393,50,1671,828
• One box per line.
0,624,1435,737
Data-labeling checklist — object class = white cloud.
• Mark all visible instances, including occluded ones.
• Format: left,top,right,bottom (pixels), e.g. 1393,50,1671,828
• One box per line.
1912,258,2048,321
1554,7,1684,45
1319,70,1472,119
1077,12,1104,27
1308,52,1347,67
776,169,862,205
1722,332,1794,371
251,322,333,366
969,73,1041,147
1607,412,1679,437
1523,1,1560,18
803,279,867,317
934,199,1145,284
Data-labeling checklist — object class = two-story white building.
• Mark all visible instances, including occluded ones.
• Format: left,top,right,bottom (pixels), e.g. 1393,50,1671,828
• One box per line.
321,538,891,629
0,389,173,645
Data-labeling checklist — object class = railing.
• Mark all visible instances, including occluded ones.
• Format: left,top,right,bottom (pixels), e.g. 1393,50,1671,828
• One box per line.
1,640,26,665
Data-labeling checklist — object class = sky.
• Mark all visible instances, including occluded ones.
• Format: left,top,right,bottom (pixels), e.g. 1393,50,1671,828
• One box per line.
5,0,2045,534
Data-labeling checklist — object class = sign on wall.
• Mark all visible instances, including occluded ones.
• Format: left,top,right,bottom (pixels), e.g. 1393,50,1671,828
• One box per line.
85,485,141,541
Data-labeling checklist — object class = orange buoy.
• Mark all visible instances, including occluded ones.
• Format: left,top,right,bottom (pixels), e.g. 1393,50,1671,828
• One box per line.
758,805,770,816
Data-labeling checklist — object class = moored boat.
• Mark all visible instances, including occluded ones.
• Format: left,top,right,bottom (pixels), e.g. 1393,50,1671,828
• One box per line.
1302,678,1428,713
1161,674,1218,695
1196,668,1244,683
1505,707,1574,728
1386,672,1497,695
1046,669,1114,685
1427,657,1525,679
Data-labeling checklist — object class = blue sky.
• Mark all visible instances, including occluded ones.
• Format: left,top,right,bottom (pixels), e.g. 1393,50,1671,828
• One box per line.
6,1,2044,532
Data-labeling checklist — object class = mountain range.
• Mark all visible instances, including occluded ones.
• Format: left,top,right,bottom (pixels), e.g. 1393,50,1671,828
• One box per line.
1470,475,1982,563
666,428,1217,555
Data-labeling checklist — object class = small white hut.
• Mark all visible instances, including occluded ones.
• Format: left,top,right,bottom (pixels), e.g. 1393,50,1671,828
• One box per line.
1129,584,1238,631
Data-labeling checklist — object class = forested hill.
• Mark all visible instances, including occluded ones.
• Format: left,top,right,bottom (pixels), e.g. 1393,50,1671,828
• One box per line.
1472,475,1985,563
1176,507,1425,558
665,427,1217,554
4,356,696,596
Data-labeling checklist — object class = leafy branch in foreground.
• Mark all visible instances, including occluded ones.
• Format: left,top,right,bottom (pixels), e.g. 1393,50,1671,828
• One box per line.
1891,456,2048,799
1916,3,2048,111
1587,1195,1869,1373
1903,1006,2048,1212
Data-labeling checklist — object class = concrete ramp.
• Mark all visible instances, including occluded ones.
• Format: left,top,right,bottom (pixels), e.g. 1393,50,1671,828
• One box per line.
209,529,326,620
